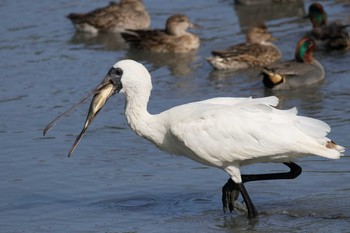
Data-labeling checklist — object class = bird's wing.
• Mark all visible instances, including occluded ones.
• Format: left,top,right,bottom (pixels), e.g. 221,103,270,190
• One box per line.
167,97,336,166
68,2,141,31
198,96,279,107
319,22,350,40
212,43,274,58
68,3,121,25
121,29,169,48
168,99,289,163
262,60,309,77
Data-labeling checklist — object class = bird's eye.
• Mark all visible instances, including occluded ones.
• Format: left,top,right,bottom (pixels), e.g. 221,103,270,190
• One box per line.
114,67,123,76
110,67,123,76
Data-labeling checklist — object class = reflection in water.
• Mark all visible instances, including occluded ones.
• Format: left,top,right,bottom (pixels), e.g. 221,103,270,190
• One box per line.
208,67,261,83
216,215,259,231
68,31,128,51
207,66,262,92
234,0,305,31
264,85,325,112
125,49,199,77
235,0,303,4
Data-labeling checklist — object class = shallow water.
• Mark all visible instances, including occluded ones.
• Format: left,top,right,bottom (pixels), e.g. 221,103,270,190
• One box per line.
1,0,350,232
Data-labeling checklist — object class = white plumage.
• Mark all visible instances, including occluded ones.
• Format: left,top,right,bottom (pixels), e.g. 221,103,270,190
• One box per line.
115,60,343,184
44,59,344,218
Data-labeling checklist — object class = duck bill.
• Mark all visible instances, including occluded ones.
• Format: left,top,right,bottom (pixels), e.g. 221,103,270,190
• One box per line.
67,72,122,157
189,22,201,29
269,36,279,42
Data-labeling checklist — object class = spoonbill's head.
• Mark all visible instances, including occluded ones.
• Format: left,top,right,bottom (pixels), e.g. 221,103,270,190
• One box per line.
68,59,152,156
43,60,152,156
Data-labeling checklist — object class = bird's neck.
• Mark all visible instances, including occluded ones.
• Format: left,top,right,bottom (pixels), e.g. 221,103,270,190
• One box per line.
167,27,187,36
123,90,163,145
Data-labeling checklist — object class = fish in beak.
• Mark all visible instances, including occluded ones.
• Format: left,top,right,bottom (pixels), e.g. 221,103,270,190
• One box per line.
43,66,123,157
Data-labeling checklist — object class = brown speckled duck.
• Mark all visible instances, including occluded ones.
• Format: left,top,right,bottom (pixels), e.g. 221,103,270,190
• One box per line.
305,2,350,50
121,14,200,53
261,37,324,90
207,25,281,70
67,0,150,34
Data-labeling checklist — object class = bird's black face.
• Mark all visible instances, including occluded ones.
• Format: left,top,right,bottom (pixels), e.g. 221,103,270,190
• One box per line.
106,67,123,94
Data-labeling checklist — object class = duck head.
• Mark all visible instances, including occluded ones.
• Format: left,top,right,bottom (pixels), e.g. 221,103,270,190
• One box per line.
166,14,198,36
305,3,327,28
295,37,316,63
246,25,277,44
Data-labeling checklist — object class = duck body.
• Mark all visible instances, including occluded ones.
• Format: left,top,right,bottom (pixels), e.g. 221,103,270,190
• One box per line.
261,37,324,90
311,22,350,50
207,25,281,70
261,59,324,90
67,0,150,34
121,14,200,53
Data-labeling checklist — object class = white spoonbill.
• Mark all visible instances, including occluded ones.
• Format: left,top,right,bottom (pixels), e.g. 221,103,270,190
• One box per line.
44,59,344,218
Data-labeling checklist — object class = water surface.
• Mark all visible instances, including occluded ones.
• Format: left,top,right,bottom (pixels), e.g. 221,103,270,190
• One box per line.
1,0,350,232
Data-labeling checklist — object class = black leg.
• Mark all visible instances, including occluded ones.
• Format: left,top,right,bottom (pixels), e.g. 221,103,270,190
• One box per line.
222,179,258,218
222,179,239,213
242,162,302,183
222,162,302,218
237,183,258,218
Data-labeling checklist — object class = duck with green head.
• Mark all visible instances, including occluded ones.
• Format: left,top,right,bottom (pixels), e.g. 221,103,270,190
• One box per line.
305,2,350,50
261,37,324,90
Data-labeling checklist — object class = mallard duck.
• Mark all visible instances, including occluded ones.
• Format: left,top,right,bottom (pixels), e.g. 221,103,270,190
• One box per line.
121,14,200,53
67,0,150,34
261,37,324,90
304,2,350,50
207,25,281,70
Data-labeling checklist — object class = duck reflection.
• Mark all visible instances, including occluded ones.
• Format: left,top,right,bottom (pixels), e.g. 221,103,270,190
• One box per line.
124,49,199,77
207,66,262,93
264,84,325,114
68,31,128,51
234,0,305,32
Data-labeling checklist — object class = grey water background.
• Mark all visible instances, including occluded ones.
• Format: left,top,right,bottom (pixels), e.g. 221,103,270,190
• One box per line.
1,0,350,232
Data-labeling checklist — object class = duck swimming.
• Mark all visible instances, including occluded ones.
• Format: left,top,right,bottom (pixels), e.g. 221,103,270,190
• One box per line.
261,37,324,90
305,2,350,50
67,0,150,34
121,14,200,53
207,25,281,70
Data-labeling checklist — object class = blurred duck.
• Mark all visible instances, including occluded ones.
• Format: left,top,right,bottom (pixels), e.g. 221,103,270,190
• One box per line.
305,2,350,50
261,37,324,90
207,25,281,70
67,0,150,34
121,14,200,53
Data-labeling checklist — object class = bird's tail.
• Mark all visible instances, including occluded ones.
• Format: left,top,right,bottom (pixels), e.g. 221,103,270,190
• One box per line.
66,13,87,24
324,140,345,158
296,116,345,159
